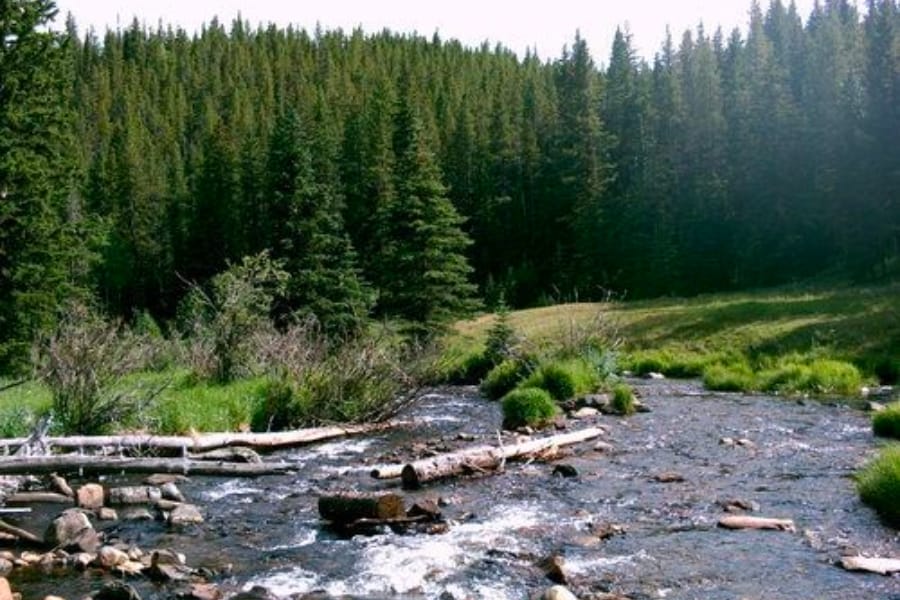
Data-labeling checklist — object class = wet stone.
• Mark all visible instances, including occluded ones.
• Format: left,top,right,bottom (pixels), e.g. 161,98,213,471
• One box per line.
653,471,685,483
0,559,10,576
94,581,142,600
540,554,569,584
0,578,11,600
540,585,578,600
552,464,579,478
76,484,104,511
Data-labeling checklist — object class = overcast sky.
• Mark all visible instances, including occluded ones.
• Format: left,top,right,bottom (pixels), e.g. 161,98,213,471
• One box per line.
56,0,819,63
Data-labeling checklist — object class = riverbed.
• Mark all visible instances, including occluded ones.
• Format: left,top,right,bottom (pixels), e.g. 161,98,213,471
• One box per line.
8,380,900,599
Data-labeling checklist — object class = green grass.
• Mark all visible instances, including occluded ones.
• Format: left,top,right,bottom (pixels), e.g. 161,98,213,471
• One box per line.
152,372,267,434
447,281,898,395
873,402,900,440
610,383,637,416
501,388,558,430
0,379,53,437
520,358,600,401
857,444,900,528
480,359,530,400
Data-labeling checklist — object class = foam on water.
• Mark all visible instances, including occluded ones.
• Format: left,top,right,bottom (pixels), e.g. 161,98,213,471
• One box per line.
245,503,546,598
201,479,262,502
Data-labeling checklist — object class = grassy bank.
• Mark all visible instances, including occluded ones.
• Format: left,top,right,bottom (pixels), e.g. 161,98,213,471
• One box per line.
442,281,900,395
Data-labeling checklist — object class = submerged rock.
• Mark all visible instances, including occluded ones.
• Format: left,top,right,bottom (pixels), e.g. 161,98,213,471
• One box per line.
94,581,142,600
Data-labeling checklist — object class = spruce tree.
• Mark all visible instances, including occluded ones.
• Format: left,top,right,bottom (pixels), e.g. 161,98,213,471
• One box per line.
265,110,372,337
374,97,479,331
0,0,92,371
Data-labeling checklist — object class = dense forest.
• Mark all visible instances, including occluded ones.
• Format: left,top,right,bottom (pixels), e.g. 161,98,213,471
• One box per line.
1,0,899,371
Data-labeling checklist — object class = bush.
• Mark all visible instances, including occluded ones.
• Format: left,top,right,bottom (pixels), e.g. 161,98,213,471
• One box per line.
873,402,900,440
805,359,862,395
857,445,900,528
36,303,158,434
703,362,756,392
501,388,558,429
481,359,529,400
611,383,636,416
521,359,600,401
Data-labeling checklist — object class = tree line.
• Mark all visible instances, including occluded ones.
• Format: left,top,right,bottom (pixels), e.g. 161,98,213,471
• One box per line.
2,0,899,371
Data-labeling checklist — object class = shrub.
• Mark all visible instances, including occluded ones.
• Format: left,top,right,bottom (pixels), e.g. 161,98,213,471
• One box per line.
481,359,528,400
703,362,756,392
857,445,900,528
873,402,900,440
179,251,287,382
805,359,862,395
35,303,159,434
611,383,636,416
521,359,600,401
501,388,558,429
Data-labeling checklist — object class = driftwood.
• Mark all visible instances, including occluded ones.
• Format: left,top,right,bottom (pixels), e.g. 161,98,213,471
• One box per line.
318,492,406,524
0,422,400,455
0,456,292,477
370,427,604,489
0,519,44,545
190,447,262,463
4,492,73,505
107,486,162,505
717,515,796,532
841,556,900,575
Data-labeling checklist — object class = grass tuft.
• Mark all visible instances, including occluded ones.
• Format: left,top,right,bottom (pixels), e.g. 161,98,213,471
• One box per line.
501,388,558,429
873,402,900,440
520,358,600,401
857,445,900,528
610,383,636,416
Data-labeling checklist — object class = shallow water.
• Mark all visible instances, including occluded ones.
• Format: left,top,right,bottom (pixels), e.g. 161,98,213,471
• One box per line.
8,381,900,599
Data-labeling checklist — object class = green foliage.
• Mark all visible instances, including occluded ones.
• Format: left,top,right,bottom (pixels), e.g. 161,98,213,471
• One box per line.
702,362,757,392
856,445,900,528
484,303,518,366
501,388,558,430
0,380,53,437
611,383,637,416
481,359,530,401
624,350,712,378
873,403,900,440
521,358,600,401
153,374,267,434
180,252,287,382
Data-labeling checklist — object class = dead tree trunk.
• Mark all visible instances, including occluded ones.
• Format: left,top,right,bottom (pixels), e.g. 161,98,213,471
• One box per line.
376,427,604,489
318,492,407,524
0,422,401,455
4,492,73,505
0,456,292,477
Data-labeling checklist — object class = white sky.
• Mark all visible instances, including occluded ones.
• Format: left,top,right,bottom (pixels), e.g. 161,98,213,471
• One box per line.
55,0,819,63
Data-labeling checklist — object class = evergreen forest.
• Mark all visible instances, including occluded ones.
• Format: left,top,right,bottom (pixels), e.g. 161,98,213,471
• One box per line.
2,0,900,372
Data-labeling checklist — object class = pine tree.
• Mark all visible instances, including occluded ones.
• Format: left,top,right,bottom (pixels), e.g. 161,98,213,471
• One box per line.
0,0,93,371
374,96,479,331
265,110,372,336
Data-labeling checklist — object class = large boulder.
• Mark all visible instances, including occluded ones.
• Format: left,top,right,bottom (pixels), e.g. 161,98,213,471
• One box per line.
45,509,100,552
168,503,204,526
77,483,105,510
0,577,12,600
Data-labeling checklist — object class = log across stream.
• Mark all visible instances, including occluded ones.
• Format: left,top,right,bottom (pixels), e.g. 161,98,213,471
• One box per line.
3,381,899,600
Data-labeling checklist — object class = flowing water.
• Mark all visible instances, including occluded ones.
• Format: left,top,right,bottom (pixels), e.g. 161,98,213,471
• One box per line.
7,380,900,599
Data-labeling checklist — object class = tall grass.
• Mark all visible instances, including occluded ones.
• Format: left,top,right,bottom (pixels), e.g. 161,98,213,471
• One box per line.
873,402,900,440
857,445,900,528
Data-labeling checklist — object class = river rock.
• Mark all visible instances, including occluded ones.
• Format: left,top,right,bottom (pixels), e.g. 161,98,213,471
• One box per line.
97,545,129,569
144,474,189,486
160,482,186,503
654,471,685,483
97,507,118,521
718,515,795,532
0,577,11,600
45,509,100,552
592,441,614,452
0,558,10,576
72,552,94,569
43,596,65,600
148,549,191,581
168,503,204,526
49,474,74,498
571,407,599,419
840,555,900,575
230,587,278,600
178,583,222,600
76,484,104,510
407,499,441,519
540,585,578,600
94,581,141,600
647,372,666,380
540,554,568,584
552,464,579,478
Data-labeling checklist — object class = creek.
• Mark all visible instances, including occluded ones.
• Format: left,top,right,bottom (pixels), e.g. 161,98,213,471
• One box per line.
8,380,900,599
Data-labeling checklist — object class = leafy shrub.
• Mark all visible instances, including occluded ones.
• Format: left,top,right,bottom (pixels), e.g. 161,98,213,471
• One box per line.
703,362,756,392
611,383,636,416
857,445,900,527
179,251,287,382
521,359,600,401
501,388,558,429
873,402,900,440
481,359,529,400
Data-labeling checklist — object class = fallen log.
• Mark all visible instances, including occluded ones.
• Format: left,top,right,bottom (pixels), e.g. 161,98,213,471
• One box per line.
4,492,74,505
107,486,162,506
371,427,604,489
0,421,400,455
0,519,44,545
318,492,406,524
190,447,262,463
840,555,900,575
717,515,796,532
0,456,292,477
